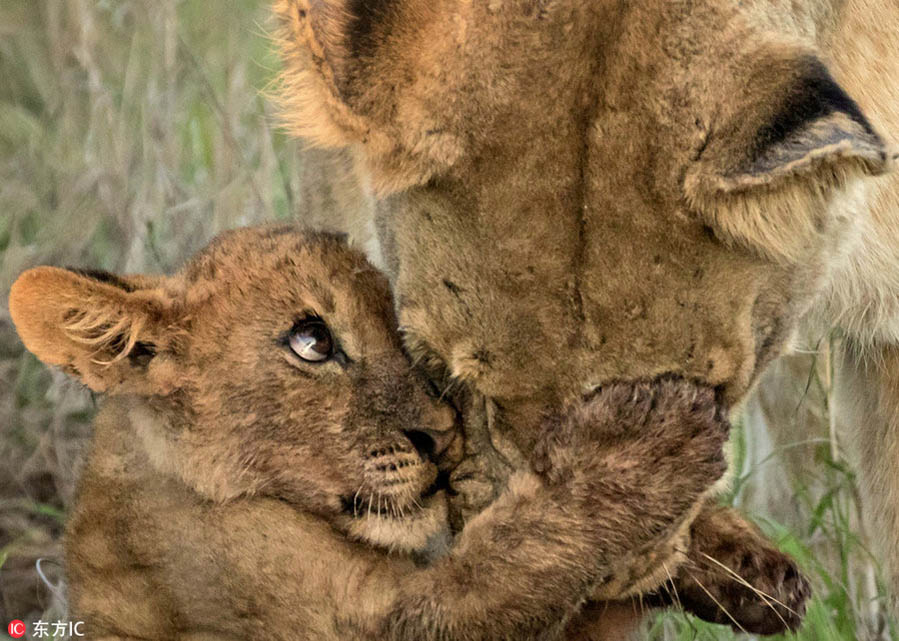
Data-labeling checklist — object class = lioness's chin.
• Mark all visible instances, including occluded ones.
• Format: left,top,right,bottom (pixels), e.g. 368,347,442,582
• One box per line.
341,491,450,554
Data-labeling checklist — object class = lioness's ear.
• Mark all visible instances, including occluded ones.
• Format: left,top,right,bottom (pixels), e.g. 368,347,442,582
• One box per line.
685,53,894,263
274,0,464,194
273,0,369,148
9,267,180,394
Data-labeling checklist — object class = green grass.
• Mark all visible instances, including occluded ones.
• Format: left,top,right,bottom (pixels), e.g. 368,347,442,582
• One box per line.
0,2,894,638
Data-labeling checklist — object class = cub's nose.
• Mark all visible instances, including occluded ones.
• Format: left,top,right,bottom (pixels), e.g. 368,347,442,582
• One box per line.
406,398,461,466
403,427,456,460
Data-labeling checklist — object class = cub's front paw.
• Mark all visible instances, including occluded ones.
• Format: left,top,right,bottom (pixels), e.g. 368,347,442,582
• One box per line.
447,453,512,527
651,506,811,635
534,376,731,514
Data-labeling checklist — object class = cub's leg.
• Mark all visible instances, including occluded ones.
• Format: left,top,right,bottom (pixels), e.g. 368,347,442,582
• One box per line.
563,601,645,641
79,377,727,641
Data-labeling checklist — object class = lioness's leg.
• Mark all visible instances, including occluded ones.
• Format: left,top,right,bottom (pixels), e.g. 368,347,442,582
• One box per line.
834,340,899,602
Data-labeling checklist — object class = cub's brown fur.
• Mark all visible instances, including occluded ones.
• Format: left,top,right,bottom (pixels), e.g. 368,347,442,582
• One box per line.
10,226,804,639
273,0,899,608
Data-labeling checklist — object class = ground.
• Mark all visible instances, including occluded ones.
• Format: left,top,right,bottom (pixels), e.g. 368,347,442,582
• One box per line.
0,2,893,639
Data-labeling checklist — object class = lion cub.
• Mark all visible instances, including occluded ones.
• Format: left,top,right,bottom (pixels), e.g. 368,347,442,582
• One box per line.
10,226,799,640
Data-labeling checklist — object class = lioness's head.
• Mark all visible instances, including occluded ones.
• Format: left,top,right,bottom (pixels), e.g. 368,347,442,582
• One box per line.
274,0,895,429
9,226,459,552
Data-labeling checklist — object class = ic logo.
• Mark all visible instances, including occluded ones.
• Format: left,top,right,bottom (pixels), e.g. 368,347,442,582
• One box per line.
7,620,26,638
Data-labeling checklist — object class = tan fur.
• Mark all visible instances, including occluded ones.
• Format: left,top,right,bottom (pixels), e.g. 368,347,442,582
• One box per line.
273,0,899,611
823,6,899,588
10,226,809,639
833,342,899,605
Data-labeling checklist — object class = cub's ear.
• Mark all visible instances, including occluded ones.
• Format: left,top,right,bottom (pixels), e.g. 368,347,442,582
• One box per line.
9,267,181,394
685,53,894,263
273,0,464,194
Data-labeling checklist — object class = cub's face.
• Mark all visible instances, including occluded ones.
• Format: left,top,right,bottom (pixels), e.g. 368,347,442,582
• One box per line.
9,226,460,552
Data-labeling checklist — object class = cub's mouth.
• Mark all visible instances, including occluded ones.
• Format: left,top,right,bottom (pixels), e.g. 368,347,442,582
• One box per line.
339,469,450,520
340,426,456,522
338,441,453,553
339,485,450,554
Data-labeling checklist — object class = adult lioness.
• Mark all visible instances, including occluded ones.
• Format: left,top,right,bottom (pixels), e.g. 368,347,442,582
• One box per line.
273,0,899,606
9,226,804,639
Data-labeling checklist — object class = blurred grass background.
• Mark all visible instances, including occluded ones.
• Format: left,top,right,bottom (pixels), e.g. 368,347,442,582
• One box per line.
0,2,893,639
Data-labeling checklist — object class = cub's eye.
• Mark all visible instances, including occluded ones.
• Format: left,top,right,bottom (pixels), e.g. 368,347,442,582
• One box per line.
288,321,333,362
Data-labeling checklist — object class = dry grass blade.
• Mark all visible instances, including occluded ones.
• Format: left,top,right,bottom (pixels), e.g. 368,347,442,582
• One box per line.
1,3,894,640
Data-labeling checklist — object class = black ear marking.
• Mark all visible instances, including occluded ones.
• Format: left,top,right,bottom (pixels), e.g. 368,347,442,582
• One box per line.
68,268,138,293
688,53,890,205
739,57,887,178
304,0,397,100
683,51,891,264
755,57,876,152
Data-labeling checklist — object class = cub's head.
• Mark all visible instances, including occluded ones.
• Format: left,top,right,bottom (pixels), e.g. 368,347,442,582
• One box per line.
9,226,459,552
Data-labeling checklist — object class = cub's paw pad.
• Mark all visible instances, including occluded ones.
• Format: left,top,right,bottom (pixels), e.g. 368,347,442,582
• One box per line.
675,519,811,634
710,547,810,634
